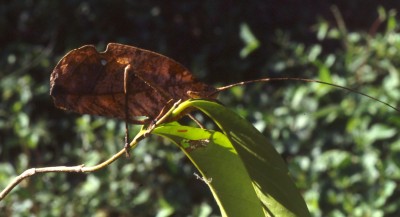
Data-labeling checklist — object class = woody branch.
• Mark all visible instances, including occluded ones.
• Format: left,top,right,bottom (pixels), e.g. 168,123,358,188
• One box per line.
0,130,147,200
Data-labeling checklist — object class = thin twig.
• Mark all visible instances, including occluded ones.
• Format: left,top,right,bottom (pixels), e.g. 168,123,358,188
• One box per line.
0,129,147,201
331,5,348,49
0,97,183,200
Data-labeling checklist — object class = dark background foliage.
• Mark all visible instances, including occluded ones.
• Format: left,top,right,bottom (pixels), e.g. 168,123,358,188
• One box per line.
1,1,400,216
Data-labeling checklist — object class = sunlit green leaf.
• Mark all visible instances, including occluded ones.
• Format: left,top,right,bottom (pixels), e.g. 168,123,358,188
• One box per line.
161,99,311,217
153,123,265,217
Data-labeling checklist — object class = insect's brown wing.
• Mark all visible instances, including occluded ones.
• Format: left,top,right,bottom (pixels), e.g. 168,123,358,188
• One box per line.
50,43,217,123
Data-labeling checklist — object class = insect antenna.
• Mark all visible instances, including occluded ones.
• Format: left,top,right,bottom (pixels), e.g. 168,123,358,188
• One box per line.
210,77,400,113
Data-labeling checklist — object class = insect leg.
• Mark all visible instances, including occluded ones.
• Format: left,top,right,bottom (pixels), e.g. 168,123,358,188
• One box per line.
188,114,205,129
124,65,132,157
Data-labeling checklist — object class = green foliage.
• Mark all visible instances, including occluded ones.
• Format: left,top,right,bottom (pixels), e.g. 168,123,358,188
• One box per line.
153,99,310,216
155,123,264,217
229,7,400,217
1,1,400,217
239,22,260,58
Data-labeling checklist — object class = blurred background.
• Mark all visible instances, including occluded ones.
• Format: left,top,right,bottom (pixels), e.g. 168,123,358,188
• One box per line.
1,1,400,216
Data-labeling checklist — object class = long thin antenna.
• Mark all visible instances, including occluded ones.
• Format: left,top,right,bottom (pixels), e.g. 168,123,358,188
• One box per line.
212,77,399,112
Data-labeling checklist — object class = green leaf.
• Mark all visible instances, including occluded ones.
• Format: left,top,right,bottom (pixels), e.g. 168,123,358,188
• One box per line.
239,22,260,58
156,99,311,217
153,122,265,217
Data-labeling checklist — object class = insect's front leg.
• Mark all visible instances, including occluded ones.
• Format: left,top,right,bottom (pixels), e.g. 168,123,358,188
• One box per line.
143,99,182,137
123,64,132,157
